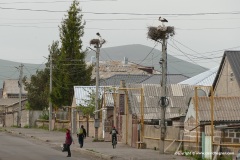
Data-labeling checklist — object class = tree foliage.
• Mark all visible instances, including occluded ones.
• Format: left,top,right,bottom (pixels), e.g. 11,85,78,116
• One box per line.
24,0,92,110
51,0,93,107
23,69,49,110
77,90,97,117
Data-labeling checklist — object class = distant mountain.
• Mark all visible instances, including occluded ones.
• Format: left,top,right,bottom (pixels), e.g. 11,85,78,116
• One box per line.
85,44,207,77
0,59,45,88
0,44,207,88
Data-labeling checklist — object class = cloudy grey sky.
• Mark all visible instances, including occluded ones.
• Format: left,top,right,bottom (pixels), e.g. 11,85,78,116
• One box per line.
1,0,240,69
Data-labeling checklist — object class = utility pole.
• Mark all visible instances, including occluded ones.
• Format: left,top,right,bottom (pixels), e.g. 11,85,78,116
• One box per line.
49,52,53,131
90,32,105,140
95,43,100,140
17,64,23,128
159,36,167,154
147,16,173,155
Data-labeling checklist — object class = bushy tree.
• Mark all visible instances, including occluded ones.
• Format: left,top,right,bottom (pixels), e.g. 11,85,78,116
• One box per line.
23,69,49,110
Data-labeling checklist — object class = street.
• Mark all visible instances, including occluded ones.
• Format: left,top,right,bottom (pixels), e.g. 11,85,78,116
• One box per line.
0,132,95,160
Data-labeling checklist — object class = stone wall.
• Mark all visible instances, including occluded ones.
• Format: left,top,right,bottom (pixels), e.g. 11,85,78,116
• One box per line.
221,129,240,153
184,117,240,154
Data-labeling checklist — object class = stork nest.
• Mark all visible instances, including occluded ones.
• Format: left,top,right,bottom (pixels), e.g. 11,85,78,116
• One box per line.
90,39,106,46
147,26,175,41
90,39,100,45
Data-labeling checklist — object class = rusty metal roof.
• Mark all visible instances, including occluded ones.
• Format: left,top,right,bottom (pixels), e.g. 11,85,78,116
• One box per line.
194,97,240,122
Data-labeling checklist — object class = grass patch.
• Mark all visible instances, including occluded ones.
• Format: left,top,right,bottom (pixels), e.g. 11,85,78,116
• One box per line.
86,149,100,153
92,138,105,142
37,126,49,130
53,128,66,132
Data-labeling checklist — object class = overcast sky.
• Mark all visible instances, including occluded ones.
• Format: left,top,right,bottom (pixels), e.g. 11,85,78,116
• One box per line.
1,0,240,69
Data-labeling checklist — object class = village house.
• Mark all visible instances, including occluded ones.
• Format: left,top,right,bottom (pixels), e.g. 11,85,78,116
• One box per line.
183,50,240,159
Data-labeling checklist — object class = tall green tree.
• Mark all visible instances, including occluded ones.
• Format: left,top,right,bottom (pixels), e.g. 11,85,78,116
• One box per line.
23,1,92,110
51,0,92,107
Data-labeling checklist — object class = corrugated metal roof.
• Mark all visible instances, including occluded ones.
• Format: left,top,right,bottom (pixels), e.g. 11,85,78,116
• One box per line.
74,86,104,106
141,74,189,84
179,67,218,86
73,86,116,107
127,84,195,120
101,74,189,86
194,97,240,122
100,74,150,86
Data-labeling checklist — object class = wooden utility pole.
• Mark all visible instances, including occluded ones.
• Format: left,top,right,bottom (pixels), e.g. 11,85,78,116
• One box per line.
159,37,167,154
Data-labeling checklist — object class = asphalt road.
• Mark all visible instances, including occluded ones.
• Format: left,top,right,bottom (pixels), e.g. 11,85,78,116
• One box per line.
0,132,95,160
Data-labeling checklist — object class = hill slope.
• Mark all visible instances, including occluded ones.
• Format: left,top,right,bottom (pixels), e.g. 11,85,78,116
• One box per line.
0,59,45,88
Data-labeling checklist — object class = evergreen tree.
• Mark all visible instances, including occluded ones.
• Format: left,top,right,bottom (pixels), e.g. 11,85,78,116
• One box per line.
51,0,92,107
23,1,92,109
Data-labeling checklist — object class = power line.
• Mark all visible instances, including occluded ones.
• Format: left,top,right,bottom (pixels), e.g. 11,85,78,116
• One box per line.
1,6,240,16
0,0,115,4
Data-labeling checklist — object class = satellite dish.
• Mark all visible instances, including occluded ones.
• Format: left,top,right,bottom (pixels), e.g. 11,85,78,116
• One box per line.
185,89,207,106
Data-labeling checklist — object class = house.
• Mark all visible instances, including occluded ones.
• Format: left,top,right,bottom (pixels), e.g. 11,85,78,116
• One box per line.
183,50,240,159
72,86,106,137
184,97,240,159
0,98,27,127
2,79,27,99
90,59,157,80
213,51,240,97
85,44,207,77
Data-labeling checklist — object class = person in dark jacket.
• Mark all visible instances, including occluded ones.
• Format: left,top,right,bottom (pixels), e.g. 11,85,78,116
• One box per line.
77,125,86,148
110,126,118,144
65,129,72,157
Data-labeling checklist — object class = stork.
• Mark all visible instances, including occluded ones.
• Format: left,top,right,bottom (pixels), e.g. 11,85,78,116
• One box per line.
96,32,106,45
159,17,168,23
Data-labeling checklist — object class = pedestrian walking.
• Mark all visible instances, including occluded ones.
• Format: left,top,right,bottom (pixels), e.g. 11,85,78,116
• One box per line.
77,125,86,148
65,129,73,157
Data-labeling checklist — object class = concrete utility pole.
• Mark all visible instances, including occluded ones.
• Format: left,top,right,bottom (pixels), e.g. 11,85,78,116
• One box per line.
49,52,53,131
17,64,24,128
159,37,167,154
95,43,100,140
91,32,105,140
